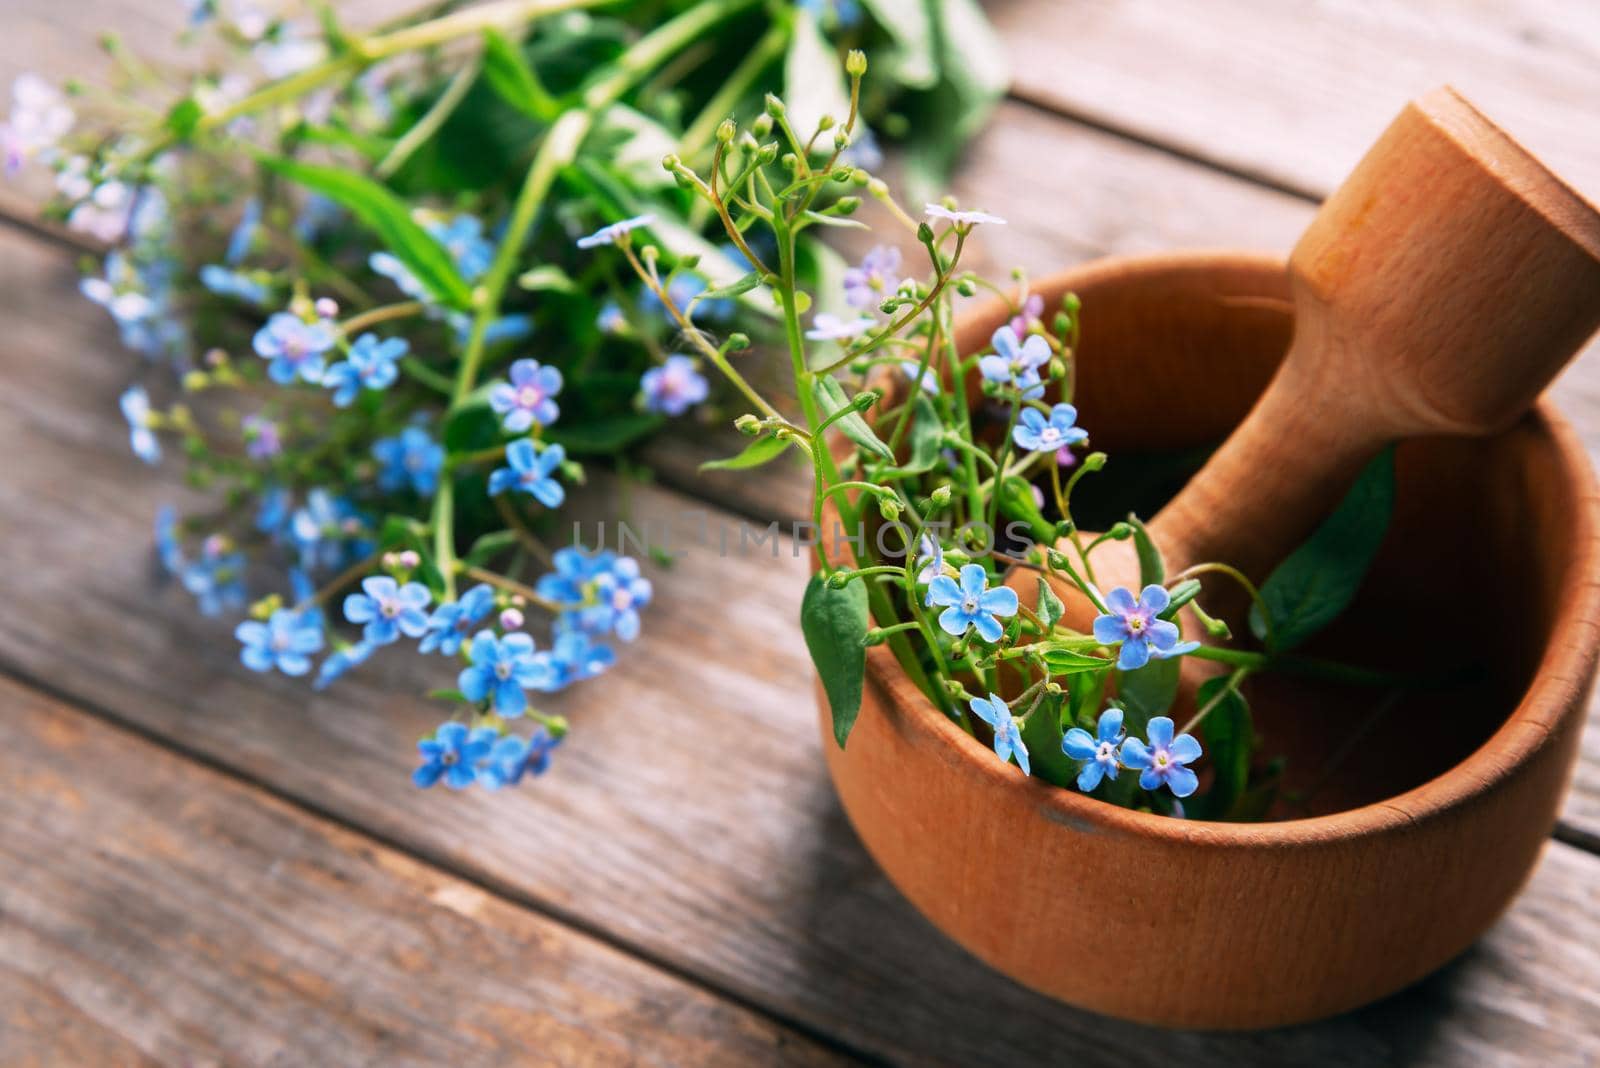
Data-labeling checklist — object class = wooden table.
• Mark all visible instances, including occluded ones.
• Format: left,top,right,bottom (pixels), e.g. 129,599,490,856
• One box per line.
4,3,1599,1065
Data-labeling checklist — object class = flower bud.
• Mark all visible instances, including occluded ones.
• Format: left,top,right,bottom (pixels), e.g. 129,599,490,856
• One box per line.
916,222,934,244
499,607,525,631
1047,549,1071,571
845,50,868,77
734,414,761,435
314,297,338,319
832,196,860,215
1081,452,1108,472
181,369,209,392
715,118,736,143
1106,522,1133,541
816,114,835,131
763,93,786,118
877,496,900,521
956,279,977,297
752,113,774,137
204,347,227,368
397,550,421,569
826,570,852,590
930,485,953,507
756,142,779,165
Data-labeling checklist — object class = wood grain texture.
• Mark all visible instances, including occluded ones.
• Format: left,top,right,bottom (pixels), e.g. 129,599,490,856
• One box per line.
824,252,1600,1028
990,0,1600,204
0,677,845,1068
1,221,1599,1064
0,0,1598,1057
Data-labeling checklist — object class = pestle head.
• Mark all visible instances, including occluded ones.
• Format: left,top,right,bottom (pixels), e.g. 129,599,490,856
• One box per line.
1011,88,1600,641
1287,86,1600,438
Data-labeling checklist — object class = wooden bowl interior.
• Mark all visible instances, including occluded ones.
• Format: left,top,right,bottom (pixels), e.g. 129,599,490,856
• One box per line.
1043,258,1580,817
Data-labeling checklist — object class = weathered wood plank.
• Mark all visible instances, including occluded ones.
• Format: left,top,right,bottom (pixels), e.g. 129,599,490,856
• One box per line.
0,677,848,1068
991,0,1600,204
2,218,1600,1065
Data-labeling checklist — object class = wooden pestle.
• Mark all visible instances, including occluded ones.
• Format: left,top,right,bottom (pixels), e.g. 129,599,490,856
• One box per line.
1023,87,1600,640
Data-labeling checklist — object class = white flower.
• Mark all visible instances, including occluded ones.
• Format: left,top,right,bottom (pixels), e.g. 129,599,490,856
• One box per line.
576,214,656,249
256,27,329,79
805,312,875,341
924,203,1007,227
1,73,73,174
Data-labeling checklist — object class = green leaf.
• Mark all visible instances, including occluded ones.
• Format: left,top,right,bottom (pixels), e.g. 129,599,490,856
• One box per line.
1251,448,1396,652
517,264,579,293
547,413,665,455
464,529,518,567
428,688,471,703
257,155,472,309
1186,676,1254,821
802,573,870,748
1128,513,1165,586
699,435,792,472
813,376,894,462
1038,642,1113,676
1036,577,1064,630
693,271,762,304
1116,655,1180,737
1162,578,1202,616
1018,694,1076,788
784,10,851,141
480,29,550,120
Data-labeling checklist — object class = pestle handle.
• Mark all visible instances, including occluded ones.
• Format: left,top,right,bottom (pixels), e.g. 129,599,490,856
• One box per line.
1149,86,1600,582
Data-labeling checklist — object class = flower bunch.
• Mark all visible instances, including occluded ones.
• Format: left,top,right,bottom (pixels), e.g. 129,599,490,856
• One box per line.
15,0,1005,790
589,58,1406,821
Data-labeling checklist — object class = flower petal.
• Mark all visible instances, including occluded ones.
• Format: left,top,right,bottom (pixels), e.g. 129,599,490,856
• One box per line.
1062,727,1097,760
1146,716,1175,748
1170,732,1203,764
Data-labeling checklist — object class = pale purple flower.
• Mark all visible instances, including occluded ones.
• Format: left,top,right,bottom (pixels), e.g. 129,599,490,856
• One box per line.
1010,293,1044,340
843,245,902,309
640,355,709,417
1,73,72,174
914,533,946,602
805,312,875,341
242,413,281,460
489,358,562,432
1092,585,1199,671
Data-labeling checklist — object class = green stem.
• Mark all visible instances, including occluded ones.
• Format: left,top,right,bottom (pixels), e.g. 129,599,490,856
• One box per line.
138,0,610,162
376,52,482,179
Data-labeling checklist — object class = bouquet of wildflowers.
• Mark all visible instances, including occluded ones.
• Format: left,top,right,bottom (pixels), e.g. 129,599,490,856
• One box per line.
594,58,1416,819
7,1,1005,791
